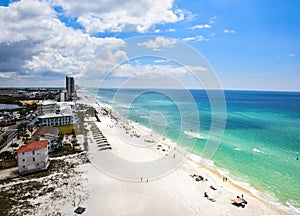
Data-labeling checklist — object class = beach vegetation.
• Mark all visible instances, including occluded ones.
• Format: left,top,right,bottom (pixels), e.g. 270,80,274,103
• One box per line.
0,151,17,170
0,95,19,105
49,143,82,157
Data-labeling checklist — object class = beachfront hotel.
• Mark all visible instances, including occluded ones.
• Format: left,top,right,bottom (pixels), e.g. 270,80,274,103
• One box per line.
37,100,75,126
66,76,75,100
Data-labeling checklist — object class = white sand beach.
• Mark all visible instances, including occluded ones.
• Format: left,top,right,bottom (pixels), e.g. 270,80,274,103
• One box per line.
74,90,287,216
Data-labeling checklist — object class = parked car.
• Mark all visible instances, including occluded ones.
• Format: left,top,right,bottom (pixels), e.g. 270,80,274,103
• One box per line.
11,143,19,147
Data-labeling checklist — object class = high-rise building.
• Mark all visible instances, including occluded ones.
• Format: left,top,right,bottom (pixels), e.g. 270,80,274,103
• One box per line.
66,76,75,100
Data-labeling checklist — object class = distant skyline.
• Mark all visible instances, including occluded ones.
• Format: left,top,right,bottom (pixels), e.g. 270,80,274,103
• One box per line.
0,0,299,91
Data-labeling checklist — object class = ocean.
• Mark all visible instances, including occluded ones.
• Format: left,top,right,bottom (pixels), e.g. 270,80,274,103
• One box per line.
86,88,300,213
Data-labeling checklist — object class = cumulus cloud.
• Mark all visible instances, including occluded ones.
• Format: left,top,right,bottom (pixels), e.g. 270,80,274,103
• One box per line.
189,24,212,30
110,64,207,78
49,0,189,33
0,0,124,84
0,0,194,86
138,37,177,51
0,72,16,79
83,52,208,86
85,48,129,79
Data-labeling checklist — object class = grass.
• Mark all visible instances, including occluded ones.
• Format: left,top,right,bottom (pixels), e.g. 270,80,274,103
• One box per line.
56,124,75,135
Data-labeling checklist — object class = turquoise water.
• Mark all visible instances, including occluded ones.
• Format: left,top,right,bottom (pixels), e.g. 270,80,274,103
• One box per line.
87,88,300,213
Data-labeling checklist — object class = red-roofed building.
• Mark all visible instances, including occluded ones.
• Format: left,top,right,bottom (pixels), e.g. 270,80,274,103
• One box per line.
16,140,50,174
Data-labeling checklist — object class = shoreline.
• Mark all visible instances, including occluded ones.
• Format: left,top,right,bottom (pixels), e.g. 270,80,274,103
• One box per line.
77,89,291,215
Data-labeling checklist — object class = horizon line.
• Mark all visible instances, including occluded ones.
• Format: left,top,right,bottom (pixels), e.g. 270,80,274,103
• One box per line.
0,86,300,93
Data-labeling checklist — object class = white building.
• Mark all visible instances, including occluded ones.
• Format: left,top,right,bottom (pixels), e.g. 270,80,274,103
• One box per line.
37,100,75,126
37,100,58,115
60,91,67,102
16,140,50,175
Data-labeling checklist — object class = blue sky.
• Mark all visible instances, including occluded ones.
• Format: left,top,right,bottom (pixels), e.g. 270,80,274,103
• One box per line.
0,0,299,90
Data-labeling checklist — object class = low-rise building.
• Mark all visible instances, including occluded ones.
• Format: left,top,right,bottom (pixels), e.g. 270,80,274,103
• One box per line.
16,140,50,175
37,100,58,115
37,100,75,126
32,126,61,152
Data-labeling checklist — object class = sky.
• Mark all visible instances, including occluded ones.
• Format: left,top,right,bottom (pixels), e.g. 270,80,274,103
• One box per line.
0,0,299,91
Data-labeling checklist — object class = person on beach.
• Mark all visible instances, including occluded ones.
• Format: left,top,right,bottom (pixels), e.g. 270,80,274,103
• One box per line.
204,192,208,199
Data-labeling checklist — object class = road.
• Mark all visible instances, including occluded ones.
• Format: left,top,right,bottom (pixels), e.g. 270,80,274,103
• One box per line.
0,128,18,151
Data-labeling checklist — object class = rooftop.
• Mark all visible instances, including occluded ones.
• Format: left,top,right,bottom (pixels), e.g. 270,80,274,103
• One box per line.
38,112,73,118
16,140,48,153
32,126,59,140
38,100,57,106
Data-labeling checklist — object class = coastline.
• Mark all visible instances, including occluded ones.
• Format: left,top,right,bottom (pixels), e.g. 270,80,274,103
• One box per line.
77,89,290,215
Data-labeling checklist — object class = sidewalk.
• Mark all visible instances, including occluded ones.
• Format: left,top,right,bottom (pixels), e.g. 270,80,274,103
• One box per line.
0,167,19,180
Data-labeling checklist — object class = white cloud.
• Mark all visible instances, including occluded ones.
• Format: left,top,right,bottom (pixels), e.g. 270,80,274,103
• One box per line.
189,24,211,30
50,0,190,33
209,16,217,24
166,28,176,32
224,29,236,34
185,65,208,73
111,64,207,78
0,0,124,83
138,36,177,51
154,59,171,63
0,72,16,78
0,0,195,86
289,54,295,57
182,35,206,42
83,53,208,85
85,48,129,78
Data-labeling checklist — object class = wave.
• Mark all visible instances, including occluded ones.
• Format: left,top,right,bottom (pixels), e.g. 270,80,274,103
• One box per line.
116,104,132,109
189,153,215,167
233,147,242,151
213,167,300,214
252,148,267,154
189,152,300,214
184,131,205,139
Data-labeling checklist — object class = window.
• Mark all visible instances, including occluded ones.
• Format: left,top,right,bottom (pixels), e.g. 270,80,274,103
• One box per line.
23,166,25,168
22,159,25,162
37,163,39,166
32,151,35,155
33,158,35,162
22,152,24,155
